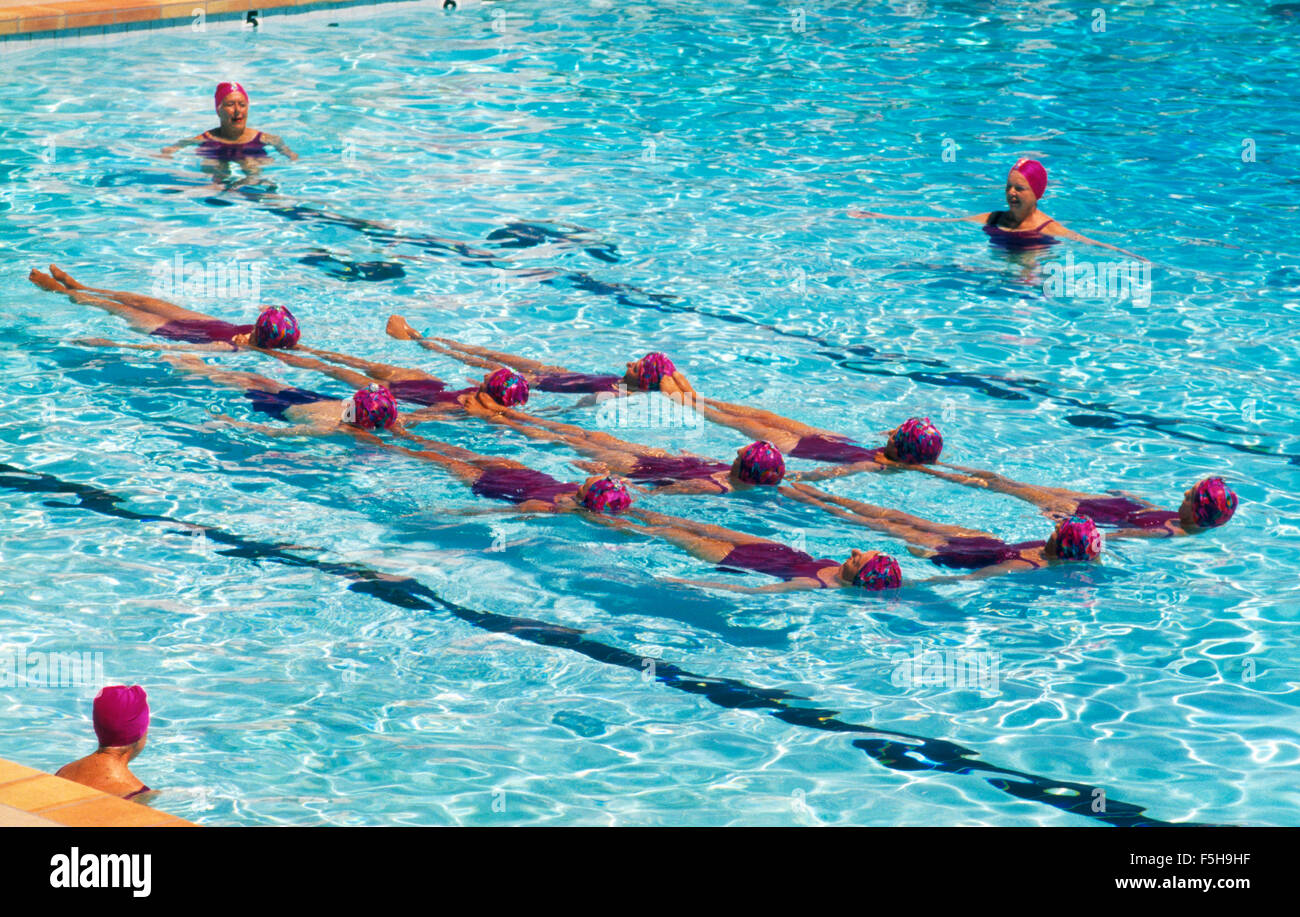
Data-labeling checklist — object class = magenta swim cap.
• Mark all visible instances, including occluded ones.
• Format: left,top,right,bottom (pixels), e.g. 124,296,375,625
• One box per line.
1190,477,1238,528
853,553,902,590
1012,158,1048,200
891,417,944,464
1053,515,1103,561
347,384,398,430
253,306,300,349
633,352,676,390
93,685,150,748
582,476,632,514
215,81,248,110
736,441,786,485
485,368,529,407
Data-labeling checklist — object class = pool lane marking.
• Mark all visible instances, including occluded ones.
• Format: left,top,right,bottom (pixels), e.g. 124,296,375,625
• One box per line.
0,461,1211,827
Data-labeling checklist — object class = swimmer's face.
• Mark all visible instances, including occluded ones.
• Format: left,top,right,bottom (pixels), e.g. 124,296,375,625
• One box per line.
841,548,880,583
1006,170,1037,215
882,428,900,461
218,92,249,130
624,359,646,389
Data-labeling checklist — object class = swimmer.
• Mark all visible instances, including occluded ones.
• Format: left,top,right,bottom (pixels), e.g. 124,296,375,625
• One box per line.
384,315,696,396
598,507,903,593
156,352,505,438
850,159,1145,260
785,482,1105,573
393,437,636,516
922,465,1239,538
31,265,300,351
479,408,788,494
56,685,153,800
161,82,297,189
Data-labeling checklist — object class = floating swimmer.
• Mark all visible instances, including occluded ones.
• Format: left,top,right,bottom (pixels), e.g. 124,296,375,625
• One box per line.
384,315,694,396
920,465,1239,538
56,685,153,801
31,265,300,350
161,82,297,165
850,159,1144,260
785,483,1105,573
599,507,903,593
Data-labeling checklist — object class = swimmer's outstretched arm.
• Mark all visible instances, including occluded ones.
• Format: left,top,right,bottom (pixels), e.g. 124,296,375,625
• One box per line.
933,463,1088,510
1043,223,1148,262
661,576,816,594
427,333,570,377
261,133,299,162
160,134,206,157
848,210,989,223
594,510,735,563
268,349,376,391
780,483,956,547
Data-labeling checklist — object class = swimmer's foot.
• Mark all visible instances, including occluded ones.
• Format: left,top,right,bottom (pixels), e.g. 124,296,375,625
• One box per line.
29,269,67,293
48,265,87,290
385,314,422,340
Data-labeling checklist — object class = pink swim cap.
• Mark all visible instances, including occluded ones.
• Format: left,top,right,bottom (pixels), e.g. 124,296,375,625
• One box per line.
853,553,902,590
93,685,150,748
890,417,944,464
582,476,632,514
1053,515,1103,561
485,368,530,407
736,441,786,485
347,384,398,430
633,352,677,391
253,306,300,349
1190,477,1238,529
1012,159,1048,200
214,82,248,110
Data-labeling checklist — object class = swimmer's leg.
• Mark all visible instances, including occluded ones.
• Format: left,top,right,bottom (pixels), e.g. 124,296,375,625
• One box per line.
32,270,167,335
267,349,383,390
161,352,291,394
46,265,202,322
293,345,434,384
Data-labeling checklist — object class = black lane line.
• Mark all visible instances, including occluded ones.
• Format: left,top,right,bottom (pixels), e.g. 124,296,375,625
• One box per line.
0,461,1210,826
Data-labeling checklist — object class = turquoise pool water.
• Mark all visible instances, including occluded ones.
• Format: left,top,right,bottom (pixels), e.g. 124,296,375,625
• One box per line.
1,0,1298,825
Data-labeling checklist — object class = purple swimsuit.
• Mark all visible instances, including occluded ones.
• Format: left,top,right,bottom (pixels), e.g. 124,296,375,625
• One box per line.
197,131,269,162
471,465,575,506
124,785,152,800
983,213,1058,249
789,434,884,464
717,542,840,584
532,371,622,394
629,454,731,487
1073,497,1179,530
151,318,254,344
387,378,452,405
928,536,1044,570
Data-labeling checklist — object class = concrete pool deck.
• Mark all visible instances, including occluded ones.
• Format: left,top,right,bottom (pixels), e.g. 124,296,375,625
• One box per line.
0,756,195,827
0,0,442,44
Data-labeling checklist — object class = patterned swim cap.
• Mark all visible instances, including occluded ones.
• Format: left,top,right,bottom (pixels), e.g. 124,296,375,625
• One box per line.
853,552,902,590
736,441,786,485
1190,477,1238,528
485,368,530,407
633,352,677,390
253,306,300,349
1053,515,1103,561
890,417,944,464
582,476,632,514
344,383,398,430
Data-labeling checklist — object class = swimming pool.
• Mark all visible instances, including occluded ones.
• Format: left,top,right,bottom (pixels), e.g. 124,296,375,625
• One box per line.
2,0,1298,826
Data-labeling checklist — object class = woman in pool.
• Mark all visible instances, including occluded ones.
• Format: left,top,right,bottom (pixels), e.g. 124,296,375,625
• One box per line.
161,82,297,187
602,507,903,593
31,265,302,350
850,159,1143,259
384,314,694,396
475,407,788,494
922,465,1239,538
56,685,153,800
784,482,1104,573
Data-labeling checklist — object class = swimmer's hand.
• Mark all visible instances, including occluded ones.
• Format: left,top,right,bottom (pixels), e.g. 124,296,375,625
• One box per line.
848,209,887,219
